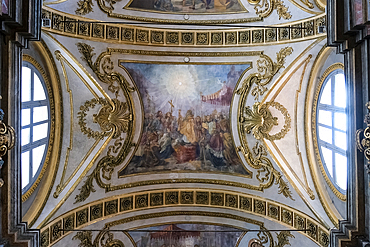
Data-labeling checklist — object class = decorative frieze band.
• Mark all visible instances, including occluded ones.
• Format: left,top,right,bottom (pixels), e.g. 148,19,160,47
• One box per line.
40,189,329,247
42,7,326,47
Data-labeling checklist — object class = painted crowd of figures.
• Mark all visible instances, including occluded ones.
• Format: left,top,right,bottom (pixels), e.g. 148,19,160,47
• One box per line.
128,108,243,172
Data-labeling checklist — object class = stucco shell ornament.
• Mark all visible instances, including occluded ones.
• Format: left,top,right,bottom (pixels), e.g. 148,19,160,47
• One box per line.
241,101,291,141
78,98,132,140
93,98,132,139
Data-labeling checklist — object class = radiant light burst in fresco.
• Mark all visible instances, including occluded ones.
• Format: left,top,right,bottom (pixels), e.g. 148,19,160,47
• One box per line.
120,63,250,176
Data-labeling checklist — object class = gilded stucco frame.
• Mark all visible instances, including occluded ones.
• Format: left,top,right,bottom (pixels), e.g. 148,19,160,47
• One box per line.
22,41,64,226
21,54,60,202
311,62,346,201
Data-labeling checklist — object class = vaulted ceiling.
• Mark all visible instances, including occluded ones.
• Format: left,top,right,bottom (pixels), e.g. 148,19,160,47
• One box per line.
21,0,344,246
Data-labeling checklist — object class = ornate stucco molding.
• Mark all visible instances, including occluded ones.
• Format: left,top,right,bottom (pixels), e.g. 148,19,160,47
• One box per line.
356,101,370,172
74,43,136,203
41,200,326,247
0,108,15,188
236,47,294,200
40,188,329,247
42,7,326,47
247,0,292,19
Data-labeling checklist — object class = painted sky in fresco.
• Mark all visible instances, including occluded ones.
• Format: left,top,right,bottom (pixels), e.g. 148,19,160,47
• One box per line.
119,63,250,176
126,0,246,14
122,63,249,118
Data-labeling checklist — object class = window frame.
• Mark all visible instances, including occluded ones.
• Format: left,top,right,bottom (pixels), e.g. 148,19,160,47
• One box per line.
315,65,347,198
21,61,51,193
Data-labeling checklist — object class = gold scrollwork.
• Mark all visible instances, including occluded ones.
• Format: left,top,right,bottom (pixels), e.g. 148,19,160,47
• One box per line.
236,47,294,200
78,98,132,140
74,43,136,203
0,109,15,188
76,0,122,15
357,101,370,172
240,101,291,141
76,0,93,15
72,231,93,246
247,0,292,20
246,47,293,100
239,142,294,200
275,231,295,247
73,229,124,247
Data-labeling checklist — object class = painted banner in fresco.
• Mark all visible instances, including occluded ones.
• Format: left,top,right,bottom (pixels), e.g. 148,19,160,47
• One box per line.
130,224,242,247
119,63,250,176
126,0,246,13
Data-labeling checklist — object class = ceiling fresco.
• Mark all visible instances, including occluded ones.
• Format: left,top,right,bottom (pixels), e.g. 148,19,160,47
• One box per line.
125,0,247,13
20,0,345,246
118,63,251,176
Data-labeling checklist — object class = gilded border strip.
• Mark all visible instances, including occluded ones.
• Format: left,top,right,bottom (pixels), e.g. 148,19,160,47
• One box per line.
21,55,57,202
40,189,330,247
42,7,326,47
311,63,346,201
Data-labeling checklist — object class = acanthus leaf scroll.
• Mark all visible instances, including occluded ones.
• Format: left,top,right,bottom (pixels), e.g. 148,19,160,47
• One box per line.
356,101,370,173
0,109,15,188
75,43,135,203
247,0,292,20
76,0,122,15
237,47,294,200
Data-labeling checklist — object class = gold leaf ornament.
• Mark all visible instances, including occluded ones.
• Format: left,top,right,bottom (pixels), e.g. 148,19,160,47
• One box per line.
76,0,94,15
75,43,136,203
236,47,294,200
241,101,291,141
274,231,295,247
247,0,292,19
93,99,132,139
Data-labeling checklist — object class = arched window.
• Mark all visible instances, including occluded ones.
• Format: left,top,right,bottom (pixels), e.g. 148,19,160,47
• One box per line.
21,62,50,192
317,69,347,193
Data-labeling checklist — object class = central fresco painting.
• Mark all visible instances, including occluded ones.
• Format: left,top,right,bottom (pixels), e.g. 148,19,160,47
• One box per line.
119,63,250,177
126,0,246,13
129,224,242,247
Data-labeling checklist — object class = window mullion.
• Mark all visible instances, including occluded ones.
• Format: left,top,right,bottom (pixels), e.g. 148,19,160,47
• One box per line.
21,62,51,191
21,138,48,152
21,100,48,108
331,77,337,184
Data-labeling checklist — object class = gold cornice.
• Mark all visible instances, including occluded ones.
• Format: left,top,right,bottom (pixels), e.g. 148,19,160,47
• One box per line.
22,40,64,227
311,62,346,201
114,50,263,57
42,6,326,47
39,188,330,247
103,14,261,25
